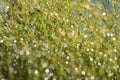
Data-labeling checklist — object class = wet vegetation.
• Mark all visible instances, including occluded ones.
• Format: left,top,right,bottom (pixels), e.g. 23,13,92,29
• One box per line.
0,0,120,80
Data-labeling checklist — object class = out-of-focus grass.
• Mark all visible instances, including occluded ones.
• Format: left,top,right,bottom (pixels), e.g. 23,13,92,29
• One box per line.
0,0,120,80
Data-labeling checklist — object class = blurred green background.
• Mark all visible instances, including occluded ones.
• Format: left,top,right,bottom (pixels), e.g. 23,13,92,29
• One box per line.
0,0,120,80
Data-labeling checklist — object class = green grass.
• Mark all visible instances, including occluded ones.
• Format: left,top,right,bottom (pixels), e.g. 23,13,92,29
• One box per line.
0,0,120,80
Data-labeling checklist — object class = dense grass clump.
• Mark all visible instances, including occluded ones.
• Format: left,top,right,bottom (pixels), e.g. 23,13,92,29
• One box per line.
0,0,120,80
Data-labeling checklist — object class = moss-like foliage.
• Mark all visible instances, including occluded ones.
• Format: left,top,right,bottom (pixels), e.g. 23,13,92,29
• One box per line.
0,0,120,80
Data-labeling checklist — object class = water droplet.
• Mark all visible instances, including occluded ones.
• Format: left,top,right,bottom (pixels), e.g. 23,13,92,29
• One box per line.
106,32,110,37
71,25,74,28
91,48,94,52
110,33,114,37
6,6,9,9
75,67,78,71
102,12,106,16
103,54,107,57
46,2,49,5
34,69,38,74
113,49,117,53
109,58,112,62
99,52,103,55
91,42,94,45
50,13,53,16
66,56,70,59
81,71,85,75
63,18,65,21
34,44,37,47
112,37,116,41
45,68,49,73
90,57,93,61
65,61,68,64
13,40,17,43
98,62,101,66
0,40,3,43
87,48,90,52
66,19,69,22
20,38,24,40
84,35,88,38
